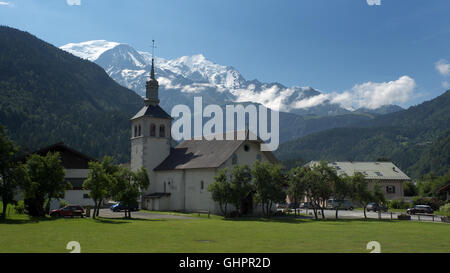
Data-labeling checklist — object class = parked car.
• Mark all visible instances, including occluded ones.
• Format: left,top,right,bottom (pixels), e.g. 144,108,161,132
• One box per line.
110,202,139,212
50,205,84,218
287,202,300,209
366,203,388,212
326,199,354,210
276,202,287,209
406,205,433,215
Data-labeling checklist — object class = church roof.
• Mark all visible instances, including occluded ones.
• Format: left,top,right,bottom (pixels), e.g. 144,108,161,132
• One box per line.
131,104,172,120
154,130,278,171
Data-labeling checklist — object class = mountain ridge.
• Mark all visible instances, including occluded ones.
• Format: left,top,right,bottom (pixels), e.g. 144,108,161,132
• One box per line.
0,26,142,162
275,90,450,178
60,40,404,117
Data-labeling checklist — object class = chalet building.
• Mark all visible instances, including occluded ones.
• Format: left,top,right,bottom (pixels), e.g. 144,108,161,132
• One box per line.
306,161,410,200
25,142,96,207
437,183,450,201
130,58,278,214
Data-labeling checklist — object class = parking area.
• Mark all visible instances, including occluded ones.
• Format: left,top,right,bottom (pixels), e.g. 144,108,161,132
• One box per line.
287,208,447,223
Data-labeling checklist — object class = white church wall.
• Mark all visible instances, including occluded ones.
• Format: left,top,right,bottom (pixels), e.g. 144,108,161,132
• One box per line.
155,170,185,211
184,168,218,213
220,141,270,169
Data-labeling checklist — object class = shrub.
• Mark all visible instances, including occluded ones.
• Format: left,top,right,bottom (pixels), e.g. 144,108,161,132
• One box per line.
412,197,445,211
388,199,410,209
439,203,450,213
59,200,68,208
14,200,25,214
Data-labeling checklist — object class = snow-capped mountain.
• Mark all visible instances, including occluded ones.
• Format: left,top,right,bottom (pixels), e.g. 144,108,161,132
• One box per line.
59,40,398,116
61,40,120,61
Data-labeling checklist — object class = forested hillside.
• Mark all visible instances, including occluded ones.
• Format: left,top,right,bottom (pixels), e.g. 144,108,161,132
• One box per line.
276,90,450,178
0,26,143,162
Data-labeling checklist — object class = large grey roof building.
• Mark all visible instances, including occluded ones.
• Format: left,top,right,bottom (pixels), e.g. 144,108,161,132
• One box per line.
306,161,411,200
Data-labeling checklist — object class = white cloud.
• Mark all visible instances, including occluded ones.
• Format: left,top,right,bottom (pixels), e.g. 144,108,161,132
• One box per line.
232,85,294,111
329,91,354,110
0,1,12,6
66,0,81,6
442,81,450,89
181,83,215,93
157,77,182,90
435,59,450,77
292,93,329,109
289,76,416,110
350,76,416,109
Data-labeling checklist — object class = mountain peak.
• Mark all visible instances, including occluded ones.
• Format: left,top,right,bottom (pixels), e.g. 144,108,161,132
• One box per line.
60,40,120,61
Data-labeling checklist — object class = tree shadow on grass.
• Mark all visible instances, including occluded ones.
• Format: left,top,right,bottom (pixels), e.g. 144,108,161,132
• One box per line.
93,217,167,224
223,215,399,224
0,215,62,224
223,215,312,224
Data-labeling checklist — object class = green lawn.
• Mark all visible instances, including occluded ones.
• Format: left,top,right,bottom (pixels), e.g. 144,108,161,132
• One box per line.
1,212,449,253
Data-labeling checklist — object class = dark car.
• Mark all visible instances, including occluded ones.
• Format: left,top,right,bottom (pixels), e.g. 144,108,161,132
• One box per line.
50,205,84,218
366,203,388,212
110,202,139,212
276,202,287,209
407,205,433,215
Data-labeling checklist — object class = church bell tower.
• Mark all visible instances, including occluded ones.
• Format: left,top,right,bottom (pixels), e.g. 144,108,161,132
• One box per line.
130,41,172,195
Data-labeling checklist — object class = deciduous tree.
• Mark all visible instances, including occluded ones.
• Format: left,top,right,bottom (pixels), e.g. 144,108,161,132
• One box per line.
229,165,253,216
349,172,372,219
287,167,308,217
252,161,285,217
332,175,351,219
111,166,149,219
208,168,232,216
83,156,118,218
24,152,66,216
0,125,27,219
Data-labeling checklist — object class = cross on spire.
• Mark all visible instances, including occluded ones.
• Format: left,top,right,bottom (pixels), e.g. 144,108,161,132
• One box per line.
151,39,156,57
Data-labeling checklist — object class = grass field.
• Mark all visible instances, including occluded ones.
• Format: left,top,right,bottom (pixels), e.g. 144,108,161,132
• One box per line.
0,211,449,253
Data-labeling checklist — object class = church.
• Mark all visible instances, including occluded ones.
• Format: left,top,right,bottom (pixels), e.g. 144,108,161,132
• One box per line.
130,57,279,214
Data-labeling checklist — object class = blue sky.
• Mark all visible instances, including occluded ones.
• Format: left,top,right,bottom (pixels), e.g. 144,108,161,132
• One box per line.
1,0,450,108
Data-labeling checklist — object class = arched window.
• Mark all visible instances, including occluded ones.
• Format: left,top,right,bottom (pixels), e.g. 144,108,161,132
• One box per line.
138,125,141,136
134,126,137,137
159,124,165,137
232,153,238,165
150,123,156,136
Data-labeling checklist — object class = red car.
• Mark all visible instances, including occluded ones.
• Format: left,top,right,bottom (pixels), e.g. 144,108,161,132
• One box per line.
50,205,85,218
